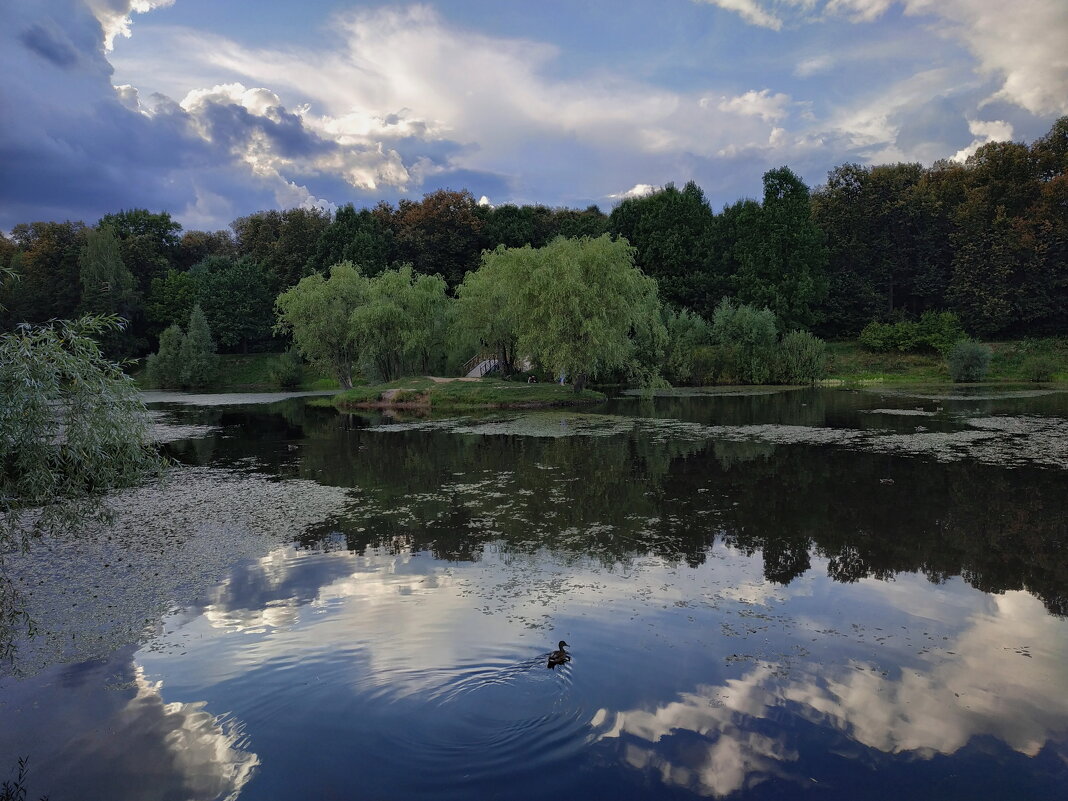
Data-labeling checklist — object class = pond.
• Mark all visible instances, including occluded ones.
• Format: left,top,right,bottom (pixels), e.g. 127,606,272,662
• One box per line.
2,386,1067,800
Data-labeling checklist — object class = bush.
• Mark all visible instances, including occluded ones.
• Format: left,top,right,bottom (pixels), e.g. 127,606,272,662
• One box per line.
272,348,305,389
691,345,726,385
1022,355,1057,382
859,312,965,355
915,311,966,355
947,341,991,382
146,323,184,388
712,299,777,384
776,330,827,384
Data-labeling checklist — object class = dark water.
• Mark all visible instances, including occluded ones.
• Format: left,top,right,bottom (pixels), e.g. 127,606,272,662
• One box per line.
3,386,1067,800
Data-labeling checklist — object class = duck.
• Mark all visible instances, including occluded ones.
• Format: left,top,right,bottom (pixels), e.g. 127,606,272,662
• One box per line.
547,640,571,669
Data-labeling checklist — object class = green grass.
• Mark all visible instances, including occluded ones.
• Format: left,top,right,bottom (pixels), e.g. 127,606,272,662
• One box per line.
331,376,605,410
131,352,335,392
824,338,1068,384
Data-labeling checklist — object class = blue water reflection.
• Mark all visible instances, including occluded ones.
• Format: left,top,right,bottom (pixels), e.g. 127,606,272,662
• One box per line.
2,387,1067,799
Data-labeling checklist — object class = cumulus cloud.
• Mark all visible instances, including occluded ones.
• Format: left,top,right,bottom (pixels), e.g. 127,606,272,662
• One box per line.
951,118,1015,162
715,89,793,122
608,183,659,200
86,0,175,51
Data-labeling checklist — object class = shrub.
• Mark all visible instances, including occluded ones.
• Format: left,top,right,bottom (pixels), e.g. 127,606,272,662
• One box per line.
180,303,219,389
1022,355,1057,382
859,312,965,355
776,330,828,384
915,311,966,354
691,345,725,385
712,299,777,384
947,341,991,382
146,323,184,388
272,347,305,389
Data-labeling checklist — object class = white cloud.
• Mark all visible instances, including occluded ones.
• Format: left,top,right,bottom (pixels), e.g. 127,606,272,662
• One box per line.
951,118,1015,162
901,0,1068,116
715,89,793,122
824,0,894,22
608,183,659,200
693,0,784,30
86,0,174,51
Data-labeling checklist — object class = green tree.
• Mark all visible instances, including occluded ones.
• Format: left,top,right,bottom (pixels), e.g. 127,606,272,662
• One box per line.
145,323,184,389
608,182,722,319
179,304,219,389
348,266,450,381
730,167,828,330
191,256,276,353
233,207,331,292
176,229,236,271
453,250,524,376
97,209,182,294
78,227,140,356
2,221,87,326
508,235,666,391
306,204,392,276
275,262,369,389
145,268,198,336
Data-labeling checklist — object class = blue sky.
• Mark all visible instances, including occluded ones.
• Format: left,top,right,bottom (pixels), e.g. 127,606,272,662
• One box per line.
2,0,1066,230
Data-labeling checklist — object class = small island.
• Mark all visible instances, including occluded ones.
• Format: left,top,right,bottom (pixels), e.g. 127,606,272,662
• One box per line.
328,376,605,411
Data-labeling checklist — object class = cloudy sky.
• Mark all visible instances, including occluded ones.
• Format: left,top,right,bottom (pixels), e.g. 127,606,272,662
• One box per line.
2,0,1066,230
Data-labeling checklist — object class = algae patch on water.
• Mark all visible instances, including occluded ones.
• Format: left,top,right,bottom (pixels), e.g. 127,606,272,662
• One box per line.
4,466,361,675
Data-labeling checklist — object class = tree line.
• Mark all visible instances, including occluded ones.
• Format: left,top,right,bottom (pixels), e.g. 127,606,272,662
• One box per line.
1,117,1064,358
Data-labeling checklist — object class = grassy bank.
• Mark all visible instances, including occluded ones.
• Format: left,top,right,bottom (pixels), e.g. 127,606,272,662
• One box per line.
132,352,335,392
824,338,1068,384
329,376,605,411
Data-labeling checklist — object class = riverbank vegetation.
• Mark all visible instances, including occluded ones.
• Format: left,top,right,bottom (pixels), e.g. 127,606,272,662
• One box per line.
329,376,605,411
2,117,1065,390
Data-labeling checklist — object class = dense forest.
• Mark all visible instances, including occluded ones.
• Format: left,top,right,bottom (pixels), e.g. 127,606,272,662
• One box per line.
1,117,1064,359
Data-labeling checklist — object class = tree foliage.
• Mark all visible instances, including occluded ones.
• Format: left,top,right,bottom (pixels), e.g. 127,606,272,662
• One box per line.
275,262,368,389
503,235,666,391
179,303,219,389
349,265,450,381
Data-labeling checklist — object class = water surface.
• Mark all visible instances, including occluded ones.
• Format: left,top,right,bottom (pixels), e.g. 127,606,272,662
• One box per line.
2,386,1066,800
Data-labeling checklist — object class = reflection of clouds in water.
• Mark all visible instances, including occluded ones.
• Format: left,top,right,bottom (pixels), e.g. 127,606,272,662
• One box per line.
0,651,258,801
116,666,259,801
593,591,1068,797
593,666,798,797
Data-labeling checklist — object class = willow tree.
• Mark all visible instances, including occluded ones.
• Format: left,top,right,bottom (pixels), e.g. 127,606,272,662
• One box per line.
1,297,164,659
275,262,368,389
349,265,450,381
506,235,666,391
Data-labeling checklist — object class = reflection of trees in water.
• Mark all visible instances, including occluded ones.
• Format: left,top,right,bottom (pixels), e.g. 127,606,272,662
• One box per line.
265,407,1068,616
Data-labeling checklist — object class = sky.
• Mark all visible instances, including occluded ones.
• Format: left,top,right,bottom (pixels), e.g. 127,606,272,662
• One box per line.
1,0,1066,231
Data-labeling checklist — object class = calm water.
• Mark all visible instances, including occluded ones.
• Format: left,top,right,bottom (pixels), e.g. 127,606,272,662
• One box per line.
2,386,1067,800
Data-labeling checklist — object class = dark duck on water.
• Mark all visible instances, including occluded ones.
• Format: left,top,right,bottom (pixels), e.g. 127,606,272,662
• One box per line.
547,641,571,669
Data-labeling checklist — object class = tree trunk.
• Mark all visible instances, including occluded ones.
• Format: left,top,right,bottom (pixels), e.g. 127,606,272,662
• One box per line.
572,372,588,393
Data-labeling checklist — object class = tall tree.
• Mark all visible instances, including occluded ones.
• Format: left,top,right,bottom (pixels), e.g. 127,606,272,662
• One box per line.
179,304,219,389
609,182,721,319
232,207,331,292
78,227,141,356
191,256,276,353
3,221,87,325
306,204,392,276
391,189,487,288
97,209,182,295
730,167,827,330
